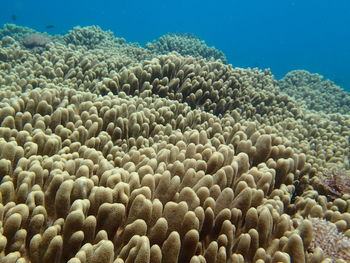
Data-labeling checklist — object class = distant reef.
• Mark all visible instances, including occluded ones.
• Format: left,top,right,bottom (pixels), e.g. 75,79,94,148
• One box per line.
146,33,228,63
1,24,350,263
278,70,350,114
0,24,227,63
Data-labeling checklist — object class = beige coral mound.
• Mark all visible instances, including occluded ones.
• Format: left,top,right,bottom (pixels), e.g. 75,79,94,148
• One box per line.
1,32,349,168
146,33,228,63
60,25,125,49
95,55,299,121
0,86,319,262
0,37,153,98
0,24,37,43
92,55,350,170
1,26,350,262
278,70,350,114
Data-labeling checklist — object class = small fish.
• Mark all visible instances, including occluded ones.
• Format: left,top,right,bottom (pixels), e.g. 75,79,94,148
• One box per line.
11,14,16,21
45,25,55,29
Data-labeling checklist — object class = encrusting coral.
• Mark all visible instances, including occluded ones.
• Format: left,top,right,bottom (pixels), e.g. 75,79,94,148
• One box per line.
0,24,350,263
307,217,350,261
22,33,51,49
312,167,350,200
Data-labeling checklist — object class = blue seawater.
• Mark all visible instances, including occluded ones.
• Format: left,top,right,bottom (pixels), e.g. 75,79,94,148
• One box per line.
1,0,350,91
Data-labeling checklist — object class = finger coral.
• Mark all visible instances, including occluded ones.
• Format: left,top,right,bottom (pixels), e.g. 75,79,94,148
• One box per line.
146,33,228,63
0,86,303,262
61,25,125,49
0,86,309,262
278,70,350,114
0,24,350,263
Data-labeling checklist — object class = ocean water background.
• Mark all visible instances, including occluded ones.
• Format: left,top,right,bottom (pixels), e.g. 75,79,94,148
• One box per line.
1,0,350,91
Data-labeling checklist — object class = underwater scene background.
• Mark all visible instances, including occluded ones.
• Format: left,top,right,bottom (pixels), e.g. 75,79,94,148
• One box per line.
1,0,350,263
1,0,350,90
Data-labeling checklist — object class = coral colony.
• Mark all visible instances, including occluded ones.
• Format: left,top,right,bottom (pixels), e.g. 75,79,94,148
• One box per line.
0,24,350,262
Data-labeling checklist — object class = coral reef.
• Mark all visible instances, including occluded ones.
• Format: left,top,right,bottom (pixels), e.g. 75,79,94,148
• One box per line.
307,217,350,261
313,167,350,199
278,70,350,114
22,33,51,48
0,86,311,262
0,24,350,262
92,55,350,171
146,33,228,63
2,36,349,171
0,24,36,42
61,25,126,49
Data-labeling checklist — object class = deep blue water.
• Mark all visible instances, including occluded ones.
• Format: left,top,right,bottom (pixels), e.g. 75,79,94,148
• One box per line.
1,0,350,91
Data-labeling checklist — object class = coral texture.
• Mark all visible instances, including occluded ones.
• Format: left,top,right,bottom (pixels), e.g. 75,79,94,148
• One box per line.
61,25,125,49
313,167,350,199
308,217,350,261
146,33,228,63
278,70,350,114
22,33,51,48
0,24,350,263
0,87,310,262
0,24,36,42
